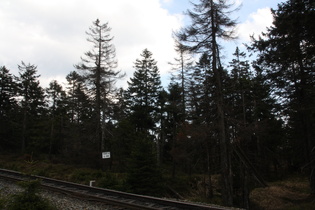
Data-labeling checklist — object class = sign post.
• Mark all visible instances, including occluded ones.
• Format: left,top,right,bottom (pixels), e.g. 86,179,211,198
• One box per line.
102,151,111,159
101,151,111,171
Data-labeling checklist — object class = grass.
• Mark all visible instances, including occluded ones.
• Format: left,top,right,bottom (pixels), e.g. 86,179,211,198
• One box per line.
0,154,314,209
250,176,315,210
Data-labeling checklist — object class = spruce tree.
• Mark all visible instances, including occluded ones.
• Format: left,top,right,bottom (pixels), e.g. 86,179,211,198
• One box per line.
169,41,194,120
16,62,45,153
75,19,124,156
46,80,67,157
0,66,17,117
176,0,238,205
65,71,93,162
249,0,315,193
0,66,18,150
126,135,164,196
66,71,91,125
125,49,162,133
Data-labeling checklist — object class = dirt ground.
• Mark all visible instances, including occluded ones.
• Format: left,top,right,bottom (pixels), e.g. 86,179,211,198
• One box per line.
250,176,315,210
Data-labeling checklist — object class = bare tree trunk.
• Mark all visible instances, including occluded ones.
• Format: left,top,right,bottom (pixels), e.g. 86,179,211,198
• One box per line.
21,109,27,153
240,162,250,209
49,117,54,159
209,0,233,205
206,140,213,198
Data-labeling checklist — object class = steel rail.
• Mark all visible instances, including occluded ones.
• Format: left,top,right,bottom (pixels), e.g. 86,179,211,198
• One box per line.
0,168,234,210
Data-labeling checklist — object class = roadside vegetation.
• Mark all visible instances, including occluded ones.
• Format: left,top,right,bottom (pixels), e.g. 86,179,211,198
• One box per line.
0,178,57,210
0,154,314,209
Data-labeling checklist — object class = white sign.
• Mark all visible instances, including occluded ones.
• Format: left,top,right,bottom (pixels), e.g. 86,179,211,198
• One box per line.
102,152,111,159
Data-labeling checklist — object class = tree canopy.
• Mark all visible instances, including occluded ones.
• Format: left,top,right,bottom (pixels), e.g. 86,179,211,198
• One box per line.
1,1,315,208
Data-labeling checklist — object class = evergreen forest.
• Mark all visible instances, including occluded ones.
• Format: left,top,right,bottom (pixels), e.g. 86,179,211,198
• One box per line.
1,0,315,208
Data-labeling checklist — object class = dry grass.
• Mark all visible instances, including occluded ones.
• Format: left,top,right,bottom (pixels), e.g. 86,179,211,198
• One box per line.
1,154,315,209
250,176,315,210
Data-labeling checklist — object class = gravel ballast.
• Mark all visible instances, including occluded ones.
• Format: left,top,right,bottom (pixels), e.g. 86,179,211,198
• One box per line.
0,179,125,210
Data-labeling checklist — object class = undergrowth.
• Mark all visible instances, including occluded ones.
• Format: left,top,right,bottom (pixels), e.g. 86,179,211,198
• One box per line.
5,180,56,210
1,155,314,209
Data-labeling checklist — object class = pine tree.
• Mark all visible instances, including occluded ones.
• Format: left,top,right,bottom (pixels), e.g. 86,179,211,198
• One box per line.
169,41,194,120
46,80,67,157
190,53,218,197
0,66,17,117
227,48,252,141
75,19,124,156
176,0,238,205
249,0,315,193
65,71,94,162
126,49,162,133
126,135,164,196
16,62,45,153
0,66,18,150
164,83,183,176
66,71,91,124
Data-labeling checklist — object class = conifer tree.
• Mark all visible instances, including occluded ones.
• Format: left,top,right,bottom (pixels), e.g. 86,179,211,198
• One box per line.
66,71,91,124
75,19,124,156
0,66,18,150
16,62,45,153
169,41,194,120
46,80,67,157
0,66,17,117
176,0,238,205
126,135,164,196
249,0,315,193
65,71,93,162
126,49,162,133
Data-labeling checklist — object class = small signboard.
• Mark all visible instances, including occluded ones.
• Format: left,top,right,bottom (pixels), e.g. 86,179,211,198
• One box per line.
102,152,111,159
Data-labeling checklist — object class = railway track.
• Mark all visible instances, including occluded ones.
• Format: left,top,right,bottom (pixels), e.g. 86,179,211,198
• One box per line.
0,168,234,210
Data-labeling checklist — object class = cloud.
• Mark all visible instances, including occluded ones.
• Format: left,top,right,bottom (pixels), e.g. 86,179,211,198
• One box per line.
0,0,183,88
236,7,273,43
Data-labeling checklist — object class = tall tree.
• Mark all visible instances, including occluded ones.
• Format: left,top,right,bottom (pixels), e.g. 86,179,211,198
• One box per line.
176,0,238,205
0,66,18,150
164,83,183,175
16,62,45,153
125,49,162,133
249,0,315,193
227,47,253,150
0,66,17,117
125,49,163,164
64,71,94,163
125,135,164,196
169,41,194,120
66,71,91,125
75,19,124,156
46,80,67,157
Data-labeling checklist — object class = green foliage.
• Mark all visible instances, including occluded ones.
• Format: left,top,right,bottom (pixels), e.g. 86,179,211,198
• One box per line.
98,172,126,191
0,66,20,151
166,175,192,195
74,19,123,157
7,180,56,210
70,168,103,184
249,0,315,193
126,136,165,196
0,190,7,210
111,119,138,171
125,49,162,132
1,1,315,208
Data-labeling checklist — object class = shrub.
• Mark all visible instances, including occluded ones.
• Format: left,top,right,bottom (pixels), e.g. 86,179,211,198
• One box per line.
0,197,6,209
98,172,125,191
7,180,56,210
125,137,165,196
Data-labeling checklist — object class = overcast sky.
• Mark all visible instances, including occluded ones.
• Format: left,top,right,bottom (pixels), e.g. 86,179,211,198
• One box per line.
0,0,285,88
